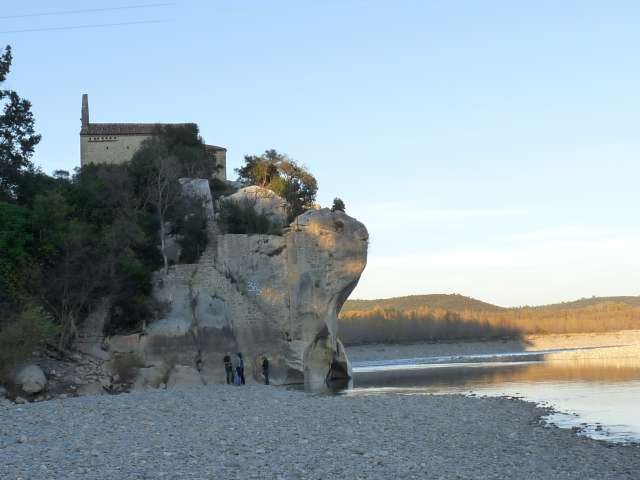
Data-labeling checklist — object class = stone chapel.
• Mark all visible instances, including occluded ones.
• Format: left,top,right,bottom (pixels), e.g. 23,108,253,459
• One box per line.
79,94,226,180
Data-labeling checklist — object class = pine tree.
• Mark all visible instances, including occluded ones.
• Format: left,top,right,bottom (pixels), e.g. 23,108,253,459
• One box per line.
0,46,41,202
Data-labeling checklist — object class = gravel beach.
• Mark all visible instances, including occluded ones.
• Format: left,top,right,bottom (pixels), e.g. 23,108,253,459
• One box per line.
1,385,639,479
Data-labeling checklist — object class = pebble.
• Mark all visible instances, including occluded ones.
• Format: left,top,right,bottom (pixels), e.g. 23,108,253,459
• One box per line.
0,386,637,479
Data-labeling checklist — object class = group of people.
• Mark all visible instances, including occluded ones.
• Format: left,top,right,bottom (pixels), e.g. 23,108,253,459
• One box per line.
223,352,270,385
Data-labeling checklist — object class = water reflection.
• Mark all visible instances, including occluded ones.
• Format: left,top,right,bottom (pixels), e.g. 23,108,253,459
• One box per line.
348,354,640,444
354,357,640,389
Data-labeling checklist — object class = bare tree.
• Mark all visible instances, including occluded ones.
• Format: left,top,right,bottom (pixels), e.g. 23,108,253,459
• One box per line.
145,154,181,273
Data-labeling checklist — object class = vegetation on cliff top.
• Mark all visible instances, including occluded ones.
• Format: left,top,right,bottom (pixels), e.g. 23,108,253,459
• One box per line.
217,149,320,235
217,197,283,235
236,149,318,222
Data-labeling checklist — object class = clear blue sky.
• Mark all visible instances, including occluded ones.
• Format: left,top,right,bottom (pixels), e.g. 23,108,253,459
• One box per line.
4,1,640,306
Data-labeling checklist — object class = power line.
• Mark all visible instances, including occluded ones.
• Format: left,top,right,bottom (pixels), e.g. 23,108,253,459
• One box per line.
0,19,171,34
0,3,174,20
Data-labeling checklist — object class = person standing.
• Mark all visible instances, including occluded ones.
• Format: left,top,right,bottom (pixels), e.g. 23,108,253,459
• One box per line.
262,356,270,385
223,353,233,384
236,352,245,385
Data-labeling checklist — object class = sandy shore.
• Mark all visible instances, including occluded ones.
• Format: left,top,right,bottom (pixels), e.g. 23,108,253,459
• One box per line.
346,330,640,363
1,385,639,479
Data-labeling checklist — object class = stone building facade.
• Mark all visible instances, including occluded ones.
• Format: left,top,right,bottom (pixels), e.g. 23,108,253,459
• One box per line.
79,94,226,180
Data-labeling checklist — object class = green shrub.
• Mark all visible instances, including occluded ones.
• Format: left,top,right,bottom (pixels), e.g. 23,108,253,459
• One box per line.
235,149,318,221
218,198,282,235
172,198,208,263
209,178,238,200
0,306,57,379
331,198,346,212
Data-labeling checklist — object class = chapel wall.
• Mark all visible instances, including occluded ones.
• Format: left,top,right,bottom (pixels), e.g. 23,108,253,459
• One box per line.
80,134,149,166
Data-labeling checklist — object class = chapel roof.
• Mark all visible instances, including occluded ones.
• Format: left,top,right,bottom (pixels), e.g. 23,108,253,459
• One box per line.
81,122,197,136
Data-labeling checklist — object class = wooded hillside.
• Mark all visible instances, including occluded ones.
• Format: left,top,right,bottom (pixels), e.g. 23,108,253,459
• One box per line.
339,294,640,345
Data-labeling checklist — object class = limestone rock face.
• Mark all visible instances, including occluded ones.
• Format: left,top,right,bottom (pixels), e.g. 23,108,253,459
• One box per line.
179,178,215,222
286,209,369,387
106,206,367,389
15,365,47,394
226,186,288,226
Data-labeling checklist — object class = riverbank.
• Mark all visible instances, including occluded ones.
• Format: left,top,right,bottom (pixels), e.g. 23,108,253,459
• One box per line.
346,329,640,363
1,385,638,479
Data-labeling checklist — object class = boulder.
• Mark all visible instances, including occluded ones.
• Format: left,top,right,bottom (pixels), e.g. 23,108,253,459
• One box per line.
226,186,288,225
166,365,205,389
15,364,47,394
179,178,215,221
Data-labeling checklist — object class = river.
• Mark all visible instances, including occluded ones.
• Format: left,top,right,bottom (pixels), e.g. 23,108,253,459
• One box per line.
347,347,640,444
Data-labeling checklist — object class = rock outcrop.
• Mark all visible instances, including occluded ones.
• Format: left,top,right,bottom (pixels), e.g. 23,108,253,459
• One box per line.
74,183,368,391
179,178,215,221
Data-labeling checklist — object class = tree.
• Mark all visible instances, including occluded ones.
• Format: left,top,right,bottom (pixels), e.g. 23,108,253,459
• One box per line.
0,202,34,314
43,218,101,349
236,149,280,187
235,149,318,221
0,45,41,202
130,138,181,273
331,198,345,212
277,159,318,219
53,170,70,181
153,124,220,179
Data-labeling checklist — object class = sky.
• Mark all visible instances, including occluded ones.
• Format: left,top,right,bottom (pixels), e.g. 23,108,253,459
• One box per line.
3,1,640,306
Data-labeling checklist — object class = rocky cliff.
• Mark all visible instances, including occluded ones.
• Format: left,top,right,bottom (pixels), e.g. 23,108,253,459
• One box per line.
97,199,368,389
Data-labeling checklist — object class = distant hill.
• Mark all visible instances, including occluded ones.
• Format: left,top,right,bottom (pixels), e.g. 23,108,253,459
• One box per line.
339,293,640,345
532,296,640,310
342,293,640,313
342,294,505,313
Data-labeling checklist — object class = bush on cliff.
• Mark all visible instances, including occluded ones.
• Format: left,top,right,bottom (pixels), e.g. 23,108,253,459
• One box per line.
172,196,209,263
218,198,283,235
236,149,317,221
209,177,238,200
331,198,346,212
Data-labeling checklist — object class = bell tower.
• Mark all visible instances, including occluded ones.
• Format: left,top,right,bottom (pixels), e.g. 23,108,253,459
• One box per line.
81,93,89,130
